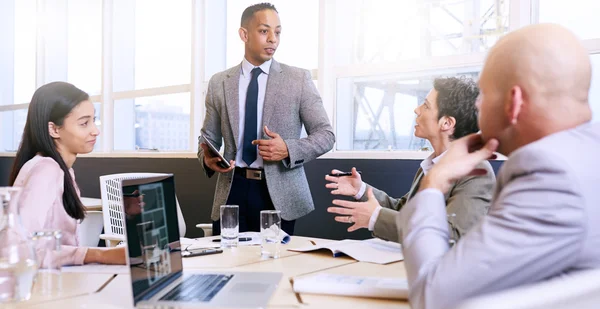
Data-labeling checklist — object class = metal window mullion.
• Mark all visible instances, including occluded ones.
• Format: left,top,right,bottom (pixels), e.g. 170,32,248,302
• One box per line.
101,0,114,152
509,0,533,31
35,0,45,88
318,0,336,150
190,0,205,152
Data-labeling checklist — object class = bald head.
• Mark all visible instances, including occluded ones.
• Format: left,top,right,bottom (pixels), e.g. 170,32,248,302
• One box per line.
485,23,591,105
478,24,593,155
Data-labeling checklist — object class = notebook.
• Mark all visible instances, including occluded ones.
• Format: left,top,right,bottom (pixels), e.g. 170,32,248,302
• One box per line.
288,238,403,264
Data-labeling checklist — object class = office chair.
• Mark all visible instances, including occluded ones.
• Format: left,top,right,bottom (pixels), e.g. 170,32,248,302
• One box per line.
99,173,187,247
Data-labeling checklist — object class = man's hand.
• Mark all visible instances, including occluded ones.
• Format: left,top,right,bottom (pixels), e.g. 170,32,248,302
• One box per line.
325,167,362,197
253,126,289,162
201,143,235,173
421,134,498,193
327,188,379,232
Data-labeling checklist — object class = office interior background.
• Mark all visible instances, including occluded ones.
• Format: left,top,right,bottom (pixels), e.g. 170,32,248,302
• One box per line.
0,0,599,239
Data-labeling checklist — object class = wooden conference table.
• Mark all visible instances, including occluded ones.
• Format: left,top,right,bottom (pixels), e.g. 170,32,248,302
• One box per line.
16,236,410,308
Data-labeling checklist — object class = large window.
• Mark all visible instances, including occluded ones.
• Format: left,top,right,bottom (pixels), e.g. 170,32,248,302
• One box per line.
337,69,479,151
538,0,600,40
333,0,508,150
225,0,319,71
1,0,599,157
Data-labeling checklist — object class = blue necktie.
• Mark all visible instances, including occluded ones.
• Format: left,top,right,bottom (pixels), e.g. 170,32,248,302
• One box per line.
242,67,263,166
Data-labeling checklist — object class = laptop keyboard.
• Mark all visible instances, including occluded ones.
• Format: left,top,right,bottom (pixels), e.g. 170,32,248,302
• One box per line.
159,274,234,302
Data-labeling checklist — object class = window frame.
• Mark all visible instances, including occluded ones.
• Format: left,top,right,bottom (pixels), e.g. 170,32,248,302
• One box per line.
0,0,596,159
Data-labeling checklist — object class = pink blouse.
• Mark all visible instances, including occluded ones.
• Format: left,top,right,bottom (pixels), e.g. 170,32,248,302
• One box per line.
13,155,88,266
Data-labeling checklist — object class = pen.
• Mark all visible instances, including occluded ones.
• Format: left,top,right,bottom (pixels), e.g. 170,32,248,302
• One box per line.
212,237,252,242
328,171,362,177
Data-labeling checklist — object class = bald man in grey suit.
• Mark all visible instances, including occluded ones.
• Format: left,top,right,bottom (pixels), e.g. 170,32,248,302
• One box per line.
398,24,600,309
199,3,334,235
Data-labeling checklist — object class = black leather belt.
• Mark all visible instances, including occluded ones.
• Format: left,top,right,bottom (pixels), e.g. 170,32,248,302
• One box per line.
234,167,264,180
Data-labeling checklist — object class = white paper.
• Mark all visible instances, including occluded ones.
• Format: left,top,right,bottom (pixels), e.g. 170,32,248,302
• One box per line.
182,231,291,251
288,238,403,264
293,273,408,299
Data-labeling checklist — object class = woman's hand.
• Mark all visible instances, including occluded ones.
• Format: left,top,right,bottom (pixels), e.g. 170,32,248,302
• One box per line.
84,247,126,265
325,167,363,197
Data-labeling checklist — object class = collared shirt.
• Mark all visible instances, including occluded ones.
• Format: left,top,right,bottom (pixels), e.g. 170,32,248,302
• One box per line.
236,58,272,168
365,151,447,231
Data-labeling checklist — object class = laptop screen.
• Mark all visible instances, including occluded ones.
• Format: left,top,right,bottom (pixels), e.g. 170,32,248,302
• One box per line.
121,174,183,303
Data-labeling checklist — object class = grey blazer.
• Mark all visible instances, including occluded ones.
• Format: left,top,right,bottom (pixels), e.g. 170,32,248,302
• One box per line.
397,122,600,309
361,161,495,242
199,59,335,221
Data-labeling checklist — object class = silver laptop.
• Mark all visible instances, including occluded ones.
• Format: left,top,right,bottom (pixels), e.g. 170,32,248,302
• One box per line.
121,174,282,308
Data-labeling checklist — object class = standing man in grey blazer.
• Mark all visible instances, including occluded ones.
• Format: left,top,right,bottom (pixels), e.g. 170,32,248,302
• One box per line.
398,24,600,309
325,77,495,243
198,3,334,235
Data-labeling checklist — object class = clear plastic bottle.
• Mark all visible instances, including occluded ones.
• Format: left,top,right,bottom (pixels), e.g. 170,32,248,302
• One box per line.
0,187,37,303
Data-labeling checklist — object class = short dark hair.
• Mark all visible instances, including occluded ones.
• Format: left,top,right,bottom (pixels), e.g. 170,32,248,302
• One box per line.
433,76,480,140
241,3,278,27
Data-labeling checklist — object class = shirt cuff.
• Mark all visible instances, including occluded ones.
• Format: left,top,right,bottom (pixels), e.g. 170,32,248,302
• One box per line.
418,188,445,198
368,206,382,231
354,182,367,200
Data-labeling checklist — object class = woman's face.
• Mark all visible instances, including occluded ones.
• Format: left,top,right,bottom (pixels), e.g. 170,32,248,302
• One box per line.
413,89,442,140
53,100,99,154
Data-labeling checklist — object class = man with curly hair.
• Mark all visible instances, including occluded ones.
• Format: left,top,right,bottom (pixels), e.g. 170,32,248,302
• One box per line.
325,77,495,243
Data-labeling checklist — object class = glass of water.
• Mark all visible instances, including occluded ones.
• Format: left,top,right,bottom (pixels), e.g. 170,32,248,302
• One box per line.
30,230,62,296
260,210,281,258
220,205,239,248
0,187,37,304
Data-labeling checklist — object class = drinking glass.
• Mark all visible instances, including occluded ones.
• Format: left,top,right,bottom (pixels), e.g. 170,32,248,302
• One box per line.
260,210,281,258
0,187,37,303
220,205,239,248
30,230,62,296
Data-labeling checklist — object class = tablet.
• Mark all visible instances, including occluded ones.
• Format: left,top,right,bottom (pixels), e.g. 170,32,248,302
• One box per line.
200,135,231,169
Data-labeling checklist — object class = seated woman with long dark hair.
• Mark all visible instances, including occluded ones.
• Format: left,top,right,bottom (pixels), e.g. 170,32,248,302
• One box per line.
9,81,125,265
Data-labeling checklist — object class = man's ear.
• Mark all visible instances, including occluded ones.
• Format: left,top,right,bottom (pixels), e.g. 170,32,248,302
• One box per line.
506,85,524,125
48,122,60,139
239,27,248,43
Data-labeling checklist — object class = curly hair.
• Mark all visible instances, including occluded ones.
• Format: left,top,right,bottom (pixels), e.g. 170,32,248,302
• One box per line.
433,76,480,140
241,3,278,27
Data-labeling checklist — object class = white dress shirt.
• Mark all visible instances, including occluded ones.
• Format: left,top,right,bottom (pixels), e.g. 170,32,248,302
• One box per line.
364,151,447,231
236,58,272,168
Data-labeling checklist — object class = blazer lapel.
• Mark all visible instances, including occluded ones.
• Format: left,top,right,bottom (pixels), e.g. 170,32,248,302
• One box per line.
224,65,241,147
407,167,425,200
260,60,284,137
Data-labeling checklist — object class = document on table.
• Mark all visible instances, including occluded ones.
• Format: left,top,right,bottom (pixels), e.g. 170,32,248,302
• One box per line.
288,238,403,264
293,273,408,299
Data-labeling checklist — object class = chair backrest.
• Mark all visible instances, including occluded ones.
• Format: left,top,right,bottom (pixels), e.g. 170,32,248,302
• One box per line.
99,173,178,239
77,210,104,247
454,268,600,309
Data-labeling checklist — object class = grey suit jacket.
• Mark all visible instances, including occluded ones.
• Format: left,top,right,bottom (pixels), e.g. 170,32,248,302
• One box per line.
397,122,600,309
362,161,495,242
199,60,335,221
